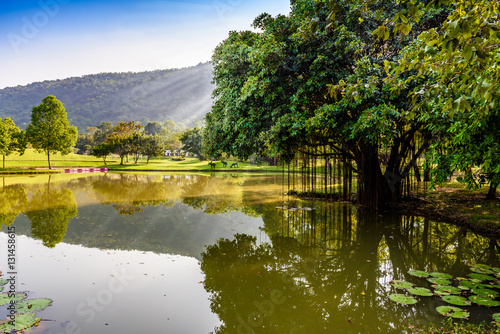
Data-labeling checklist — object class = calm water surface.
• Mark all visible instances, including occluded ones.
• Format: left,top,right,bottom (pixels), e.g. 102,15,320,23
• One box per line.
0,173,499,333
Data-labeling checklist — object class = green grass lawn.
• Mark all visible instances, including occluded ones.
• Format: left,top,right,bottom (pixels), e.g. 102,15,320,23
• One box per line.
1,149,280,173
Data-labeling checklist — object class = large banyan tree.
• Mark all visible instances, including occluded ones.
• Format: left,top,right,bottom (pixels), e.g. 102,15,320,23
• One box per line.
204,0,449,209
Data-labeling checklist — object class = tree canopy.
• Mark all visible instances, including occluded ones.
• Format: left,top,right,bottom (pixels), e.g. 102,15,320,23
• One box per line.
204,0,451,209
25,95,78,169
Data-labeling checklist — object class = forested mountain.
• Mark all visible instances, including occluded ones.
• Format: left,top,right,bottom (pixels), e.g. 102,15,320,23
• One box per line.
0,62,214,131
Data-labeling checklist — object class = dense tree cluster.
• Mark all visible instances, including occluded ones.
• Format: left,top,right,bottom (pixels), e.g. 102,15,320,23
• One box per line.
204,0,499,208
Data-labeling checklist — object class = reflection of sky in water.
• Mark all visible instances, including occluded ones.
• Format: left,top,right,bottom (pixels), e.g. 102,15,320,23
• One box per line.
0,234,220,333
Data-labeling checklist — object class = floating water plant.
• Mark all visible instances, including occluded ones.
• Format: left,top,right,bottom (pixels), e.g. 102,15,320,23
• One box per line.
469,273,495,281
433,285,461,295
15,298,53,313
408,270,430,278
442,295,472,306
388,263,500,327
389,294,418,305
436,306,469,319
0,313,41,333
430,272,454,280
468,295,500,307
0,292,27,305
0,274,52,333
407,287,433,297
471,288,499,298
427,277,452,286
390,280,414,289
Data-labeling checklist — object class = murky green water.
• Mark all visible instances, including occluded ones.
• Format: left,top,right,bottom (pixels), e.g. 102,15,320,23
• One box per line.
1,173,499,333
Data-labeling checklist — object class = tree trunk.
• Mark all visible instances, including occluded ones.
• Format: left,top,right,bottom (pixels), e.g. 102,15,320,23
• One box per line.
120,155,124,165
356,143,392,210
486,180,498,200
2,155,5,169
48,150,51,169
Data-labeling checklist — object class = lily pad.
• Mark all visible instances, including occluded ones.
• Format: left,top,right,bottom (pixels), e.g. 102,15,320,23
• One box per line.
436,306,469,319
427,277,452,285
468,295,500,307
430,272,454,280
0,286,3,292
473,264,492,270
433,285,462,295
407,287,433,297
492,267,500,274
469,273,495,281
408,270,429,278
15,298,53,314
442,295,471,306
0,313,41,333
0,278,9,286
457,285,470,291
458,279,485,289
0,292,27,306
472,288,499,298
470,267,494,275
390,280,414,289
493,313,500,322
389,294,418,305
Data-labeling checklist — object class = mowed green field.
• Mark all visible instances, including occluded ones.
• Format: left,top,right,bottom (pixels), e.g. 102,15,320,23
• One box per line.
1,149,277,173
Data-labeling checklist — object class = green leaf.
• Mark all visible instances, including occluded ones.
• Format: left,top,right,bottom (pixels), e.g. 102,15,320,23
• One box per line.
0,293,27,306
15,298,53,314
391,280,414,289
0,313,41,333
463,45,473,61
493,313,500,323
442,295,472,306
433,285,462,295
430,272,453,280
0,279,8,286
427,277,452,285
407,287,433,296
469,273,495,281
471,288,499,298
408,270,429,278
389,294,418,305
468,295,500,307
436,306,469,319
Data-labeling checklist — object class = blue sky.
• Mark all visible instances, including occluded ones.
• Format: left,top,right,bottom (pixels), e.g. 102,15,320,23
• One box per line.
0,0,291,89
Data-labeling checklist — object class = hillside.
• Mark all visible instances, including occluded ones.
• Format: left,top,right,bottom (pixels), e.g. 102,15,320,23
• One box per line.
0,62,214,131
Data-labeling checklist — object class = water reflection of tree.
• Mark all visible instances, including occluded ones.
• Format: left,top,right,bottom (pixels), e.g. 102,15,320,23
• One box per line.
91,174,179,216
201,204,500,333
26,179,77,248
0,181,27,229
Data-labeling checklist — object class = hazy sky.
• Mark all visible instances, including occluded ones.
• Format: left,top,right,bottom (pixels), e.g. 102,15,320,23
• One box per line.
0,0,291,89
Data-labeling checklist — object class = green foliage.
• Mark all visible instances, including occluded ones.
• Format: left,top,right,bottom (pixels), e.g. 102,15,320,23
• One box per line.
142,134,166,164
391,280,414,289
91,142,113,165
25,95,78,169
180,127,204,160
0,313,41,333
0,117,26,168
389,293,418,305
436,306,469,319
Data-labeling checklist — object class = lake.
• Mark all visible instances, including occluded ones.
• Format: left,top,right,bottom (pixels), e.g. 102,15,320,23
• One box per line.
1,173,499,333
